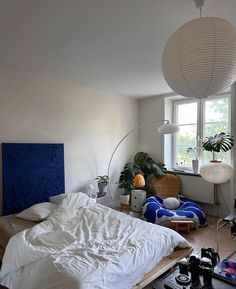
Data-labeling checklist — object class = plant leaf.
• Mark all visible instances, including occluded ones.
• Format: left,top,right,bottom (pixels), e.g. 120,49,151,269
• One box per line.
202,132,234,153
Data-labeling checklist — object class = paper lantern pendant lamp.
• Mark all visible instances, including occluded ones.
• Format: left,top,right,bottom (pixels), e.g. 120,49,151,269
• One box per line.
162,17,236,99
200,162,233,184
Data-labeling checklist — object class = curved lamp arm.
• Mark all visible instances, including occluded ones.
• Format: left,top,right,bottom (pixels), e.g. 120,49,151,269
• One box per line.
107,119,179,198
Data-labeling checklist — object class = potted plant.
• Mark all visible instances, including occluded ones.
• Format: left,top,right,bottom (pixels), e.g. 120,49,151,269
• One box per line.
95,175,110,198
118,151,167,197
186,147,199,173
202,132,234,162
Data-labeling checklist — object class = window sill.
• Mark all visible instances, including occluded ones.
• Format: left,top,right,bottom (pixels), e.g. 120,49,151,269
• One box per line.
167,169,201,177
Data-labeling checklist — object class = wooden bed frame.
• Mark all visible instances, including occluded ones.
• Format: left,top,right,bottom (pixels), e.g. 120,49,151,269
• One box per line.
133,247,193,289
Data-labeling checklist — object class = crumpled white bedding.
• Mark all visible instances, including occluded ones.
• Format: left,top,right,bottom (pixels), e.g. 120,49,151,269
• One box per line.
0,193,190,289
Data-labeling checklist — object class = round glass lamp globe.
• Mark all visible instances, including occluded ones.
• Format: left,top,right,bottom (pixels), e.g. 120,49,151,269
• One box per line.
200,162,233,184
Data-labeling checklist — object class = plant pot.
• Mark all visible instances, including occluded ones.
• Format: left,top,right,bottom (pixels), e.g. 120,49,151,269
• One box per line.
120,194,130,205
192,159,199,173
97,182,107,198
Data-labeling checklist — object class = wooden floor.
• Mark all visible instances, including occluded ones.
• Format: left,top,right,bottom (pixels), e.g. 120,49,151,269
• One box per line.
144,216,236,289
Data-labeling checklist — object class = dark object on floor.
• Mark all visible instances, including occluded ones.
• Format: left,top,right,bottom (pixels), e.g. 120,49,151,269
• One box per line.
201,247,219,268
153,262,235,289
201,257,214,288
175,274,191,286
178,258,189,275
213,259,236,285
189,254,201,288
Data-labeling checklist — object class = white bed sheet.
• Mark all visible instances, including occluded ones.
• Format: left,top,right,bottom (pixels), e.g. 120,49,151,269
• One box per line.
0,193,190,289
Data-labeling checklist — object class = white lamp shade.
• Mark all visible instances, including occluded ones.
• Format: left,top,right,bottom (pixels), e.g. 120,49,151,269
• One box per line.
162,17,236,99
158,122,179,134
200,162,233,184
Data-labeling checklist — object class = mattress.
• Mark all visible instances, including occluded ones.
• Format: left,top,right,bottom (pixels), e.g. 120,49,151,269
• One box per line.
0,193,190,289
0,215,37,249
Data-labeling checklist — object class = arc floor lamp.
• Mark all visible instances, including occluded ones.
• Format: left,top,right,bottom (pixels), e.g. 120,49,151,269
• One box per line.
107,120,179,198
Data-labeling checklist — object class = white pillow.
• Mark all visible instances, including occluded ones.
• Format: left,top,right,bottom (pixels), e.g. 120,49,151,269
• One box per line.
49,193,66,205
163,197,180,210
16,202,57,221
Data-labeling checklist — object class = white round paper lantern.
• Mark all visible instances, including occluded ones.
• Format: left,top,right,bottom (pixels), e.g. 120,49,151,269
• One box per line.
162,17,236,99
200,162,233,184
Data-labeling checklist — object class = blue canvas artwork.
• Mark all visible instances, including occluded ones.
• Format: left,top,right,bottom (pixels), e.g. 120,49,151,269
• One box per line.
2,143,65,215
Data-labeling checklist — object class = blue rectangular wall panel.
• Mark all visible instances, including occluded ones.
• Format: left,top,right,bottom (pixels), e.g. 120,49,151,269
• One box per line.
2,143,65,215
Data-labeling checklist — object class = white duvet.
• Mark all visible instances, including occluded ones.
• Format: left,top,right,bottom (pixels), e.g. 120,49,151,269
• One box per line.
0,193,190,289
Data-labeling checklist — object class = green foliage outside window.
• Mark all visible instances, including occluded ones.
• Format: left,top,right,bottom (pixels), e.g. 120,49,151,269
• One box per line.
203,98,229,162
175,96,230,167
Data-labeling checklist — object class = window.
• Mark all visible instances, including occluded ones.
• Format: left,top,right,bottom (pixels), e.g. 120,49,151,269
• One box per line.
173,94,230,169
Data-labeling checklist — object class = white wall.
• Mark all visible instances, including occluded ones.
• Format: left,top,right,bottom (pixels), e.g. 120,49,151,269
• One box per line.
138,92,236,214
138,96,165,162
0,66,139,214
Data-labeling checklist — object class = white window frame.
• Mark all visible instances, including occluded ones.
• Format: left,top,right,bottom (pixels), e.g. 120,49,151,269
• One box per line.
173,98,199,170
172,93,231,170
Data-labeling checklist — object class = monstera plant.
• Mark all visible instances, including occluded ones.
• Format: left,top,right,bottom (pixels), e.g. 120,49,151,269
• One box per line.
118,152,167,193
202,132,234,161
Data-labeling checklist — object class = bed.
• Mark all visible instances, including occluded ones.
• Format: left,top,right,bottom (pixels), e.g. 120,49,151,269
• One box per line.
0,143,192,289
0,193,191,289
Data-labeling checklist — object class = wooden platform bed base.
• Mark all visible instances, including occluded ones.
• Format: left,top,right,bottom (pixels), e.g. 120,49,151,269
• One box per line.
0,247,193,289
133,247,193,289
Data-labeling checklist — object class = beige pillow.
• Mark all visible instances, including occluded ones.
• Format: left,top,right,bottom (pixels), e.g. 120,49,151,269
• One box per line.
49,193,66,205
16,202,57,221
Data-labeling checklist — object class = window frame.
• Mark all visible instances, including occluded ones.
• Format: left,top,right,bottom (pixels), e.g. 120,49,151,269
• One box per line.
173,98,199,169
172,93,231,170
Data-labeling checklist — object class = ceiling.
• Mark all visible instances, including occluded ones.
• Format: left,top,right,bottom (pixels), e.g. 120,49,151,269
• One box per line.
0,0,236,98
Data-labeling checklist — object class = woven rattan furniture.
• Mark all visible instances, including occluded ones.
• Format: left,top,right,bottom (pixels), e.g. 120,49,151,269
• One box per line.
150,173,181,199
